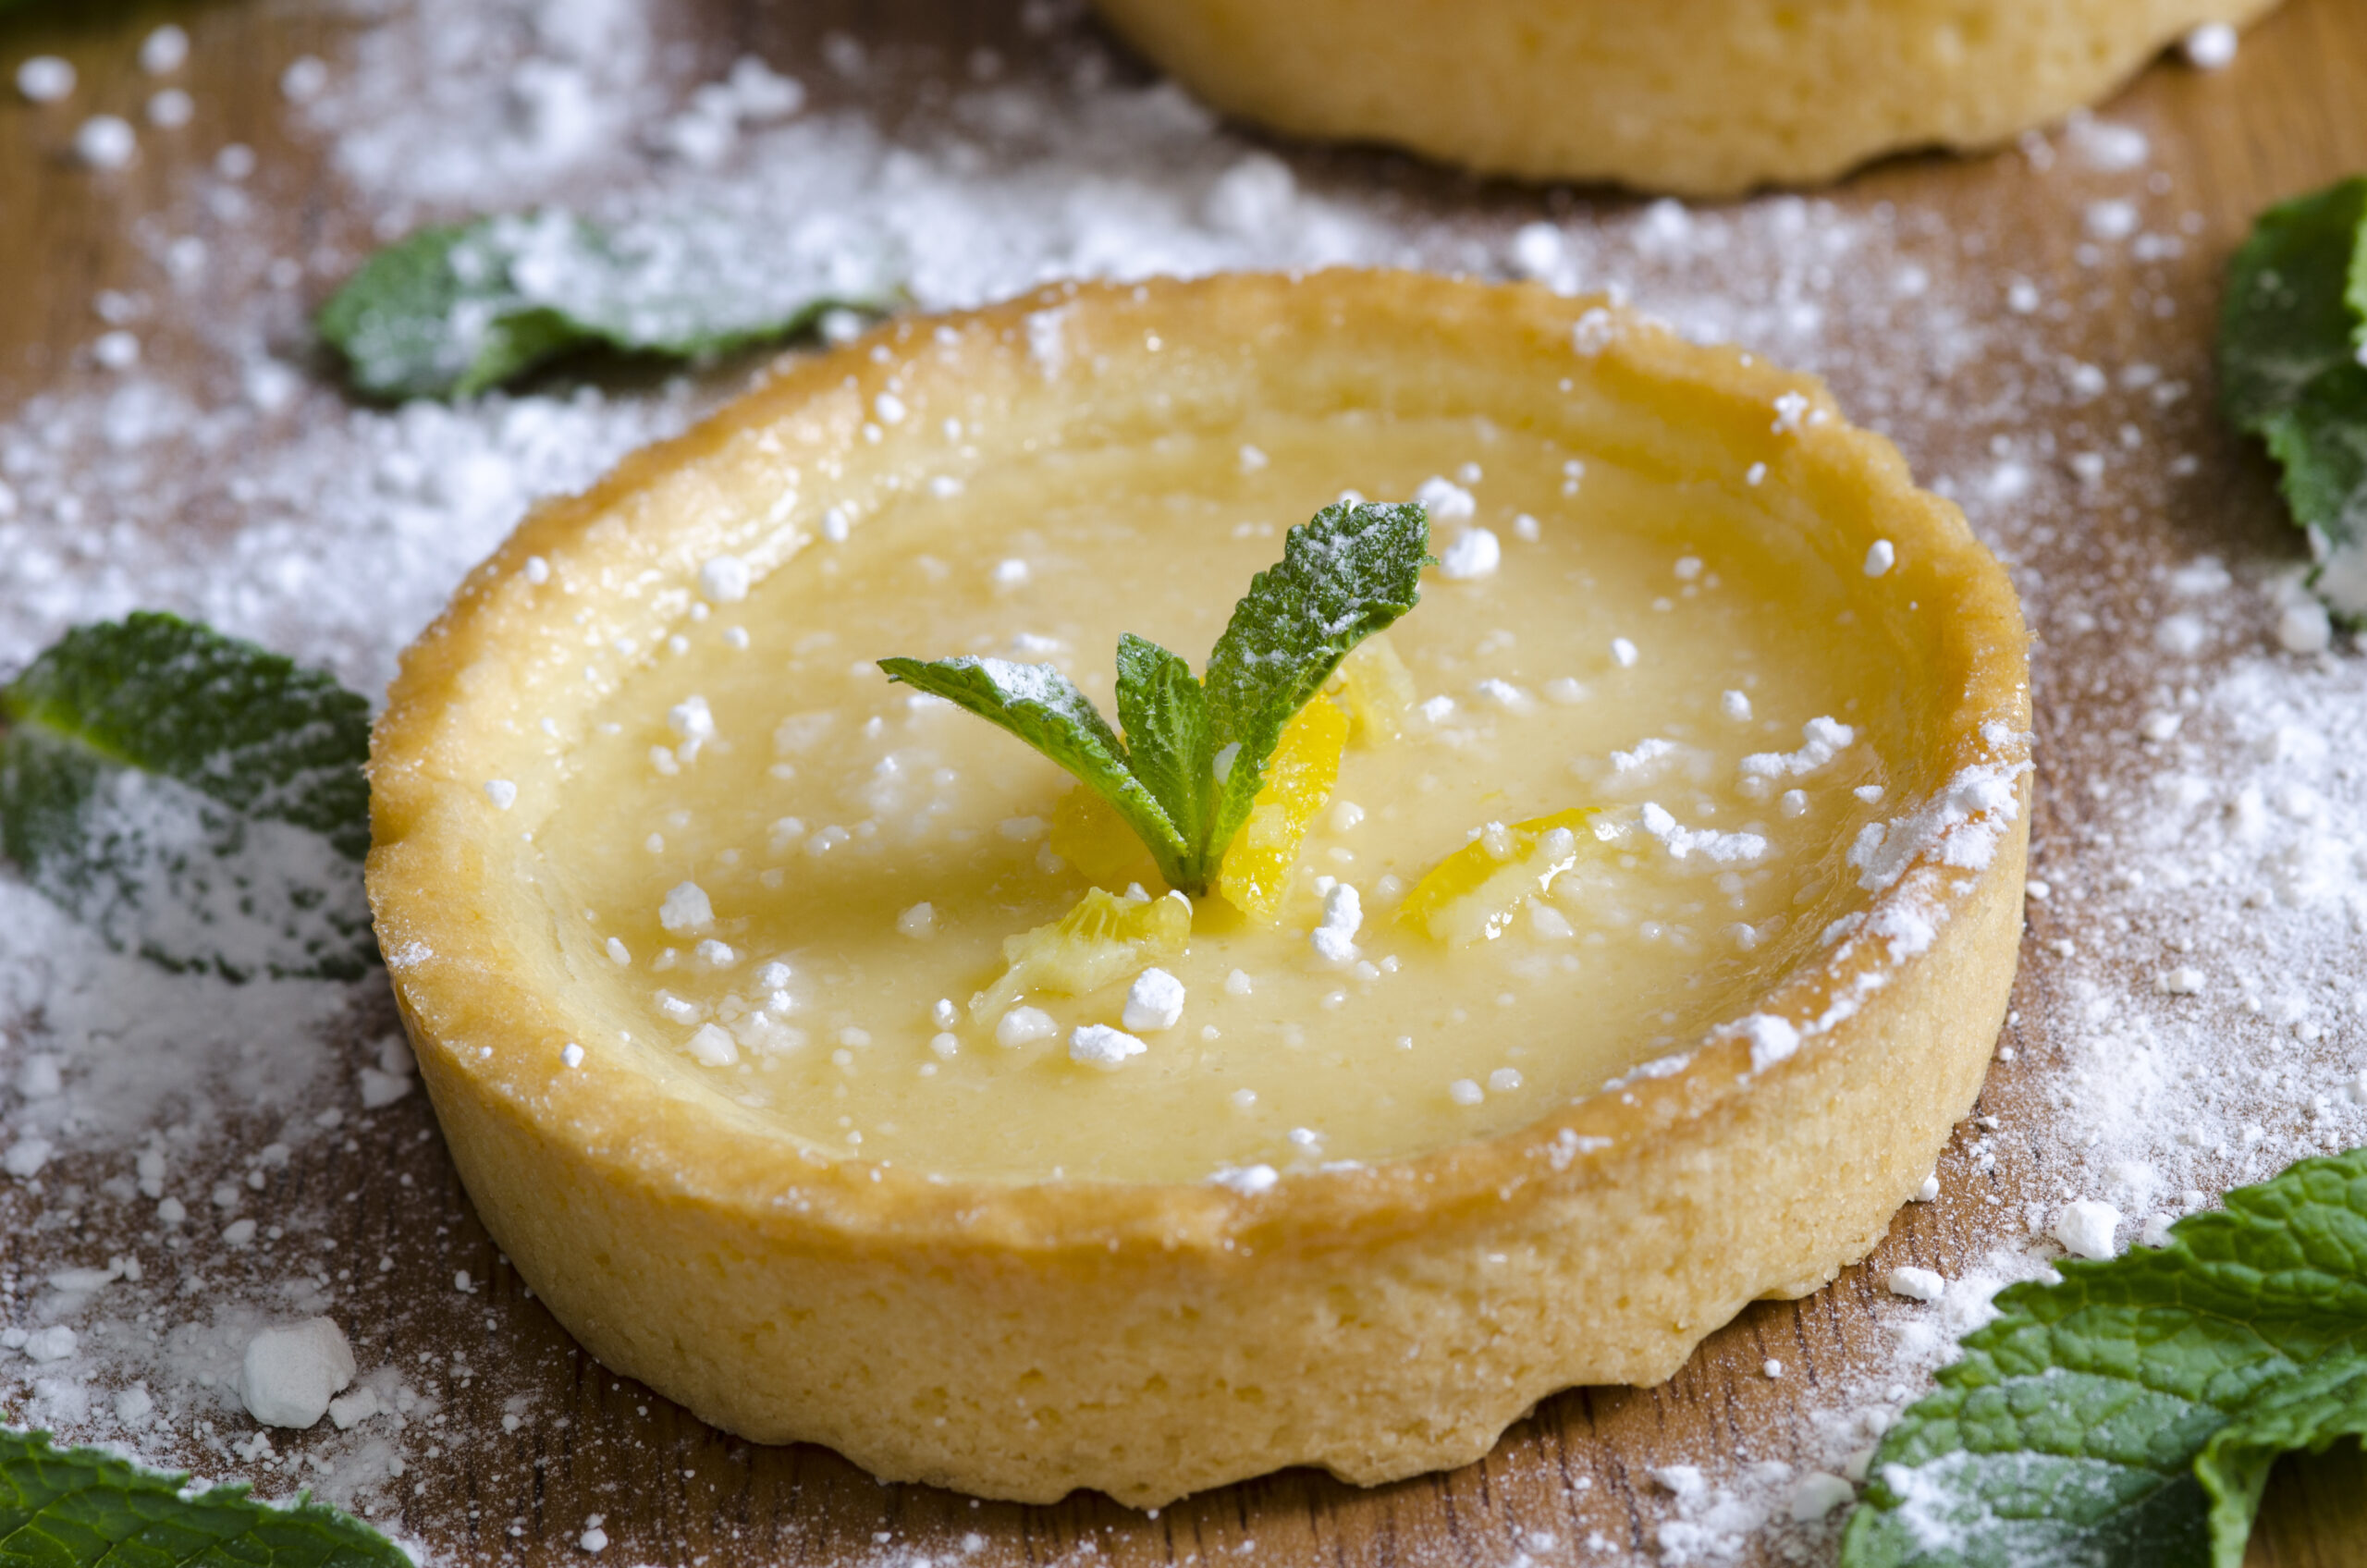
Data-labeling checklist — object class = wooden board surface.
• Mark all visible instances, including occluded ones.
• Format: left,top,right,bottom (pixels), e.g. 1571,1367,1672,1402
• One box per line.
3,2,2366,1564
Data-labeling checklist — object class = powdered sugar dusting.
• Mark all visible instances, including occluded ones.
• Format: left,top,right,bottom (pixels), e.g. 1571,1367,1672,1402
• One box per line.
2,1,2361,1562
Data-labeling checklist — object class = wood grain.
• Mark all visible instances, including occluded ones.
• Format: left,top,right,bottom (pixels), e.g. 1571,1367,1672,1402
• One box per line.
3,1,2366,1563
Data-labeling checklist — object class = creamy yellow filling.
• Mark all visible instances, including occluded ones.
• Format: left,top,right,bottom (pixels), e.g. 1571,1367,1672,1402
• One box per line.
530,412,1896,1182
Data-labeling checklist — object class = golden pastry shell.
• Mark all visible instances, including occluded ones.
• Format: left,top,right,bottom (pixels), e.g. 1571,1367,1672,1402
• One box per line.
368,271,2031,1505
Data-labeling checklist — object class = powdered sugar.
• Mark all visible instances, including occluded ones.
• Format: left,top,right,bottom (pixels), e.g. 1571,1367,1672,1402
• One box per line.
2,1,2361,1562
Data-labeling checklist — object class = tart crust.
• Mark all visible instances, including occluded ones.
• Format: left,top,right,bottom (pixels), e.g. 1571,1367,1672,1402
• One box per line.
368,272,2031,1507
1090,0,2277,194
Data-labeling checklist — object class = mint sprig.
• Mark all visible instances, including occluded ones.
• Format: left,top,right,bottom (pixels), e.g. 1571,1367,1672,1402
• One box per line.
1841,1145,2367,1568
2217,176,2367,616
881,501,1429,896
318,209,898,401
0,1427,410,1568
0,612,376,981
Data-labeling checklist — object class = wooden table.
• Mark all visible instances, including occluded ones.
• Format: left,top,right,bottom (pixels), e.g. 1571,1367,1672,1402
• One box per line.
2,2,2364,1564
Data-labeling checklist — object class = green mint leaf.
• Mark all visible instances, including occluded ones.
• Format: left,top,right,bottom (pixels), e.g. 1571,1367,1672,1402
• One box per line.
2262,366,2367,545
2217,178,2367,612
0,612,377,981
2196,1351,2367,1566
319,209,898,401
1201,501,1429,859
877,655,1190,884
0,1427,411,1568
2218,178,2367,431
1840,1145,2367,1568
879,501,1429,897
1111,633,1213,874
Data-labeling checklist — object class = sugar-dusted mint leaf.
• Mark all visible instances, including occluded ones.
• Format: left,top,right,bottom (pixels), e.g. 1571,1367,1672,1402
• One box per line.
1201,500,1429,858
879,502,1429,897
318,208,899,401
2217,177,2367,615
1840,1145,2367,1568
0,1427,411,1568
877,655,1192,887
2218,178,2367,429
0,612,376,981
1111,632,1213,867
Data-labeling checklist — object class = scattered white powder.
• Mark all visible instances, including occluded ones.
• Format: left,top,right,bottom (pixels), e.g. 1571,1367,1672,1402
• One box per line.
2183,22,2239,69
1883,1267,1945,1303
1639,802,1768,865
1413,474,1477,522
683,1023,737,1066
75,116,139,170
1473,677,1531,712
1438,526,1501,581
2276,596,2333,654
1122,968,1185,1032
1309,883,1362,963
1210,1163,1278,1195
656,880,713,933
1611,737,1681,777
1740,716,1855,781
6,1135,55,1176
698,554,751,603
1790,1473,1855,1523
140,25,192,76
1,6,2361,1560
994,1006,1056,1048
327,1385,383,1429
1733,1014,1801,1072
1069,1023,1146,1067
17,55,76,104
1863,539,1895,577
2051,1200,2123,1260
239,1317,355,1428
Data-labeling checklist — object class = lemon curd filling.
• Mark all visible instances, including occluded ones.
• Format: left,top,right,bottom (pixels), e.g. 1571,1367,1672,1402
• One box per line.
533,415,1899,1183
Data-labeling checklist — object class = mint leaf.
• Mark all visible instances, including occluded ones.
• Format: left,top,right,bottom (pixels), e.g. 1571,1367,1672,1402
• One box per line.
1202,500,1429,857
2219,178,2367,429
2196,1350,2367,1565
1840,1145,2367,1568
1112,633,1213,864
2263,367,2367,545
879,502,1429,897
0,1427,410,1568
0,613,376,981
2217,178,2367,613
877,655,1191,885
319,209,897,400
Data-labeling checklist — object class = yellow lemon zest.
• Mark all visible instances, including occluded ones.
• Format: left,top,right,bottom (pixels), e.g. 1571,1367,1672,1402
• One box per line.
1328,632,1417,744
1215,698,1350,923
970,886,1192,1023
1396,807,1599,945
1049,785,1156,888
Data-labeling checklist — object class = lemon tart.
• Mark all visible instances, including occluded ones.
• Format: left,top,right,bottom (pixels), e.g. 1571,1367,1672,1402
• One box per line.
1090,0,2277,194
367,272,2031,1506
